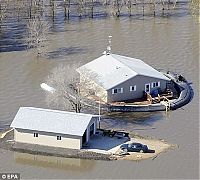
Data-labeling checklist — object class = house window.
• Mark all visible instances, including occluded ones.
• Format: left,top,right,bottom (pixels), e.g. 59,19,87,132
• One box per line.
130,85,136,92
34,133,38,137
112,88,123,94
152,81,160,88
57,136,62,140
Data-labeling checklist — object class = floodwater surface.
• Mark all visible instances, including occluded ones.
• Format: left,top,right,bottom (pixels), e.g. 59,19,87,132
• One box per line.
0,2,199,179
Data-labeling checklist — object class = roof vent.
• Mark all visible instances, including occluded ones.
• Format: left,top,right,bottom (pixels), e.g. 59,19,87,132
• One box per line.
116,66,120,69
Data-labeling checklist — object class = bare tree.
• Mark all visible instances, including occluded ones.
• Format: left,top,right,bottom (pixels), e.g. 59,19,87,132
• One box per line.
172,0,178,9
88,0,95,18
50,0,57,21
28,0,45,19
149,0,157,16
45,64,106,113
189,0,199,18
110,0,124,17
141,0,145,16
76,0,86,17
160,0,165,15
0,0,7,26
124,0,133,16
63,0,71,19
102,0,110,16
26,17,50,56
13,0,27,21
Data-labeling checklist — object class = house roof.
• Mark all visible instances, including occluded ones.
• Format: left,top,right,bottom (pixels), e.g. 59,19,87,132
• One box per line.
77,53,169,90
10,107,98,136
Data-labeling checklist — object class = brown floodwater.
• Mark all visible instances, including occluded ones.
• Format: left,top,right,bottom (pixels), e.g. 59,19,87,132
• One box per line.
0,2,199,179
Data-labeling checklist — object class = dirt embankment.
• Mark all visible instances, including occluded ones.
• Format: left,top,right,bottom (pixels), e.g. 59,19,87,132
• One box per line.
0,129,176,161
113,134,176,161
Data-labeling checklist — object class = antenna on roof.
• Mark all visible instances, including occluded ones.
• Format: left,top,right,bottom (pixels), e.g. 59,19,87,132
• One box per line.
106,35,112,55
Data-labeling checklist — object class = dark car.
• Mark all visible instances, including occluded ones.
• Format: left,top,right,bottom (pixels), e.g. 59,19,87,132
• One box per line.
120,143,149,153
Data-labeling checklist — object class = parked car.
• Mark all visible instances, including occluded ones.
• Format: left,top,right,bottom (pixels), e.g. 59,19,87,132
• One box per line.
120,143,150,153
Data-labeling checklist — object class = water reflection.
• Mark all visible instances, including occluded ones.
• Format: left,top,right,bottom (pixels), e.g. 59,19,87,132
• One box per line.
14,152,96,172
102,111,164,127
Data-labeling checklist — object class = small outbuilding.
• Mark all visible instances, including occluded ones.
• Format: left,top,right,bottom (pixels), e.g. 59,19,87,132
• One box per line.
77,53,170,103
10,107,98,149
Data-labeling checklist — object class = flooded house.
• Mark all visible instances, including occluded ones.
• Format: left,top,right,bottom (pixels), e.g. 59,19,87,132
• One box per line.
10,107,98,149
77,52,170,103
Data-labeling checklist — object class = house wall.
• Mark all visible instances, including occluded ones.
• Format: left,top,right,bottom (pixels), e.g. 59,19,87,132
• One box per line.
107,75,169,102
14,129,82,149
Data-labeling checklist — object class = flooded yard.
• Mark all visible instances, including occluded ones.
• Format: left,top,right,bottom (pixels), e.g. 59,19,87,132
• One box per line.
0,0,199,179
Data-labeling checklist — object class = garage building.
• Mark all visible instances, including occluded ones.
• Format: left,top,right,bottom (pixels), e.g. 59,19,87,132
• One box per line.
10,107,98,149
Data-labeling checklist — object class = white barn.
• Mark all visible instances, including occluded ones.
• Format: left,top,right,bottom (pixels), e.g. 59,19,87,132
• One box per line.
10,107,98,149
77,53,170,103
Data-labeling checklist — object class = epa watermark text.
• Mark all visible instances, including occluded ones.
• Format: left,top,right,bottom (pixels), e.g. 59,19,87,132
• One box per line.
0,173,20,180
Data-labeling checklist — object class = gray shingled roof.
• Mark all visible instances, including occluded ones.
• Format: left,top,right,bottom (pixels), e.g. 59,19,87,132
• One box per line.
10,107,98,136
77,53,170,90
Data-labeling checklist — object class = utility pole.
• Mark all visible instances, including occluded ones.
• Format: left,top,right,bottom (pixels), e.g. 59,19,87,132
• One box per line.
98,97,101,129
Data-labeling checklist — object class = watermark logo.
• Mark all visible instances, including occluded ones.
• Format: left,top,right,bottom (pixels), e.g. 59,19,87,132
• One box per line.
0,173,20,180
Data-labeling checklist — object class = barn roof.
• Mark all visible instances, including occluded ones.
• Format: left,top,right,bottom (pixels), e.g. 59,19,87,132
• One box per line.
77,53,169,90
10,107,98,136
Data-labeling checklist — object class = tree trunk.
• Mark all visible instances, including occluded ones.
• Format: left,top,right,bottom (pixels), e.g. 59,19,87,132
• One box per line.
91,0,94,18
29,0,33,19
142,0,144,16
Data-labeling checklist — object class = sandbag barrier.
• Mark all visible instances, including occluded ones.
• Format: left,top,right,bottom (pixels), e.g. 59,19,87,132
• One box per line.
169,79,193,110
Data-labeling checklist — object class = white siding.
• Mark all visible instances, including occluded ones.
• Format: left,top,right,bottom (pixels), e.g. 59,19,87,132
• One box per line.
14,129,82,149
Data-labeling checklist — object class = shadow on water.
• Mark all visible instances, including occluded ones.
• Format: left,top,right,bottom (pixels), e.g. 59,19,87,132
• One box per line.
46,47,87,60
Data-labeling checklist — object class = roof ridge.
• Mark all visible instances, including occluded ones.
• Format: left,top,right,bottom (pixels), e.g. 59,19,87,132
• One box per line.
20,107,97,117
110,54,169,81
110,54,139,75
